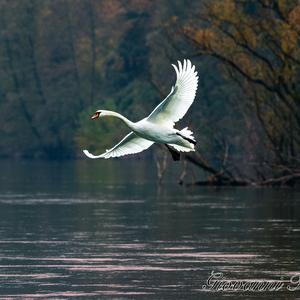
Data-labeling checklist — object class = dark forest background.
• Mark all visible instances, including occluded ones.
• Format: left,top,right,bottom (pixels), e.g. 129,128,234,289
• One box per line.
0,0,299,185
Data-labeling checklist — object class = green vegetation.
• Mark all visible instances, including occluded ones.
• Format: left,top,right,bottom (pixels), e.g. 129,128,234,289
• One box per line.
0,0,193,158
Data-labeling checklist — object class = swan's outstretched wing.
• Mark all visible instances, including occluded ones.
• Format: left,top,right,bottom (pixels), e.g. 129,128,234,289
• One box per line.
147,59,198,127
83,132,153,159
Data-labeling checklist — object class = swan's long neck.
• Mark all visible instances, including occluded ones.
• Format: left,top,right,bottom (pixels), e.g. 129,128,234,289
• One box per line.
101,110,135,129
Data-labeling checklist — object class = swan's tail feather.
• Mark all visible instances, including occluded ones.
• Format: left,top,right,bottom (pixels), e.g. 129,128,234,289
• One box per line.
176,127,196,148
178,127,196,144
168,143,195,152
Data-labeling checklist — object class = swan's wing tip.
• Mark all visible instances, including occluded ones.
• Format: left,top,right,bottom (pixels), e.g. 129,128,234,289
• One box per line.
83,149,92,158
83,149,103,159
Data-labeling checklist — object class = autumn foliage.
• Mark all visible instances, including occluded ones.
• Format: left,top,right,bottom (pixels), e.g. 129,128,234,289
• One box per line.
182,0,300,183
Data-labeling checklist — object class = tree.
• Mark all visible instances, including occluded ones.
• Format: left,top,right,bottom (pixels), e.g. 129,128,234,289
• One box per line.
180,0,300,185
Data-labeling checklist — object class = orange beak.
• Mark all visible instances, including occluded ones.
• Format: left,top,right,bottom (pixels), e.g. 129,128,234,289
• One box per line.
91,112,100,120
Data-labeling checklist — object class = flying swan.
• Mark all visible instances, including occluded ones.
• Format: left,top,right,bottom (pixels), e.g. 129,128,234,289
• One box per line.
83,59,198,161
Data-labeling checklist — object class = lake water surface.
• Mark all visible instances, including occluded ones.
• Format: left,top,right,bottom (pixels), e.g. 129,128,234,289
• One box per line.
0,160,299,299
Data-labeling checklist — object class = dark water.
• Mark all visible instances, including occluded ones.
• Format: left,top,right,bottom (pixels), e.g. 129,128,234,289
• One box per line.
0,160,299,299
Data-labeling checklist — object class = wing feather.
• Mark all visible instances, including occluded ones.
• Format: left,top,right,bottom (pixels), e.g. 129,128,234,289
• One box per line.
83,132,153,159
147,59,198,126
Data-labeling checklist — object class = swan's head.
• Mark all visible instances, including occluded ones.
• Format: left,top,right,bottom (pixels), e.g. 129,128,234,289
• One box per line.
91,110,102,120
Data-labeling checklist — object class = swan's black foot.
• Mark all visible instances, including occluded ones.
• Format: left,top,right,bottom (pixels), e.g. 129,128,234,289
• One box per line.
165,144,180,161
176,132,196,145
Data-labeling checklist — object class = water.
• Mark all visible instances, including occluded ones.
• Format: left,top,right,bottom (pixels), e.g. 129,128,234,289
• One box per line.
0,159,299,299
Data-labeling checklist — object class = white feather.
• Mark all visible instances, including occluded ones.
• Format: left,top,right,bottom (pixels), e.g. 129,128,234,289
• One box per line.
83,59,199,159
169,143,195,152
147,59,198,126
83,132,153,159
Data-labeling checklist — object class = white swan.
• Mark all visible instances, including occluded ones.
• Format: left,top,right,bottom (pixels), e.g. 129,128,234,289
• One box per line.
83,59,198,160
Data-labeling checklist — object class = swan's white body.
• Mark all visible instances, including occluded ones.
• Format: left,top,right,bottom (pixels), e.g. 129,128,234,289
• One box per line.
83,59,198,159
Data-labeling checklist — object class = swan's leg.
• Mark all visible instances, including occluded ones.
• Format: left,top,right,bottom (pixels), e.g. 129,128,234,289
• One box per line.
165,144,180,161
176,132,196,145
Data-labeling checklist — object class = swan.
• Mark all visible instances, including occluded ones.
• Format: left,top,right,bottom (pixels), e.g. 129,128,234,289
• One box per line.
83,59,198,161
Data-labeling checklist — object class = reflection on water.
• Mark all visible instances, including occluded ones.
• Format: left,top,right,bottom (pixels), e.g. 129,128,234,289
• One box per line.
0,160,299,299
